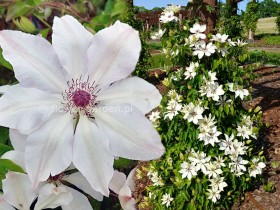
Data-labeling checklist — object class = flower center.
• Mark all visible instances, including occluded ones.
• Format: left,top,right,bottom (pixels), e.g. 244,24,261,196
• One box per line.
62,76,99,116
72,90,91,108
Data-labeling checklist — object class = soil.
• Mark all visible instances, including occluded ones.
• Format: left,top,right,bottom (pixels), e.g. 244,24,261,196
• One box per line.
232,65,280,210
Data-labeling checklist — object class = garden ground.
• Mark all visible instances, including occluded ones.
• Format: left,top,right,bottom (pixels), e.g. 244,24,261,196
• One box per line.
232,65,280,210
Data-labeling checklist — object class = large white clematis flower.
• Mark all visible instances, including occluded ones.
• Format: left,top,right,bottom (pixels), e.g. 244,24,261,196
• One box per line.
0,15,164,196
1,129,103,209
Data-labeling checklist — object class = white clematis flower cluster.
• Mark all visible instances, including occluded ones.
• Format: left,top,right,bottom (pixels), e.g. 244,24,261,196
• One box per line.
186,23,248,59
159,4,180,23
0,15,165,209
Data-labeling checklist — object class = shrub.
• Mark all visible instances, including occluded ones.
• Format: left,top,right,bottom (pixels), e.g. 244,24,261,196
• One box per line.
138,6,265,210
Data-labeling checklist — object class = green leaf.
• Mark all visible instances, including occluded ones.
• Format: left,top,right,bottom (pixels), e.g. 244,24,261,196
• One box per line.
0,48,13,70
6,2,33,22
91,0,104,7
39,28,50,38
111,1,127,17
113,158,133,169
0,144,12,156
0,126,9,144
104,0,114,14
0,159,25,188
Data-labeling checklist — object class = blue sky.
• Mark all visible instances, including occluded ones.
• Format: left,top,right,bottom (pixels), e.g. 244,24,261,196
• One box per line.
133,0,270,13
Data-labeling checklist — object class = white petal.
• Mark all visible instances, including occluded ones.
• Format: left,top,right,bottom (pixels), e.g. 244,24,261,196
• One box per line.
126,168,136,191
9,129,27,152
35,183,72,210
94,104,164,160
52,15,93,79
0,85,62,134
109,170,126,194
119,186,136,210
61,186,93,210
1,151,25,171
25,113,74,187
63,172,103,201
0,196,15,210
73,115,114,196
87,21,141,87
2,172,36,210
98,77,161,114
0,30,67,93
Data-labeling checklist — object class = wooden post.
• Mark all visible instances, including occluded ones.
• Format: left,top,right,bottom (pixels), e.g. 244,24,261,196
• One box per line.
201,0,217,35
188,0,217,35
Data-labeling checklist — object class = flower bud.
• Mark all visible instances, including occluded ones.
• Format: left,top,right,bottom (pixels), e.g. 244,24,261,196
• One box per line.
13,17,36,34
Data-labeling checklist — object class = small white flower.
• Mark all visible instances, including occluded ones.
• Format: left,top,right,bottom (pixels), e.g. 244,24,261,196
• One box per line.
227,38,236,46
202,126,222,146
207,187,221,203
190,23,206,40
206,82,225,101
241,115,254,127
229,156,248,175
181,102,204,124
161,193,174,207
214,156,226,168
209,176,228,191
149,111,161,123
198,114,216,130
185,34,197,46
249,158,266,177
219,134,235,155
184,62,199,80
164,100,182,120
205,162,223,178
215,95,232,106
236,39,247,47
164,4,181,13
231,139,247,156
193,41,216,59
151,29,165,40
159,11,178,23
179,161,197,180
211,33,228,43
217,47,228,57
189,151,211,174
237,125,253,139
228,83,249,100
150,171,164,186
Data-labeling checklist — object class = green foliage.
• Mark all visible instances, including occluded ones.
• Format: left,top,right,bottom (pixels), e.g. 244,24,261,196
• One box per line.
248,51,280,66
217,4,243,39
121,4,152,79
150,53,172,69
263,35,280,45
243,0,259,34
88,0,129,32
276,9,280,34
0,159,25,188
258,0,280,18
263,181,276,192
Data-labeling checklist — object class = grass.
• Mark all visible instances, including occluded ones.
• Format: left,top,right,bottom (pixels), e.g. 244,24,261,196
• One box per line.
256,17,278,35
249,50,280,66
147,41,163,50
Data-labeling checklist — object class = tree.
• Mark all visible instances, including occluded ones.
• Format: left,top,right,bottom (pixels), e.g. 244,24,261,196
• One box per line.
218,0,243,38
243,0,259,40
258,0,280,18
276,8,280,34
